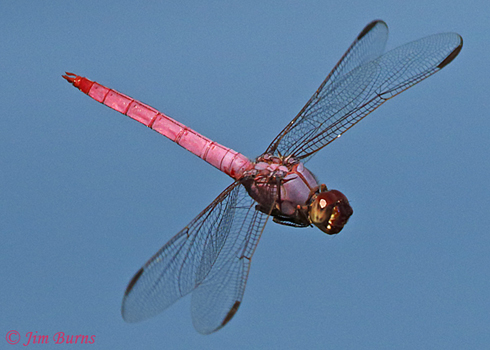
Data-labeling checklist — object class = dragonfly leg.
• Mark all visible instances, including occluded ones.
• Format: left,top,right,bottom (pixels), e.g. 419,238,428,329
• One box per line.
272,215,310,228
269,202,312,228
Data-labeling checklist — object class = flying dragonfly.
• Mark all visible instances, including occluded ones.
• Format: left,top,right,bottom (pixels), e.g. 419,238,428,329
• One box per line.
63,20,462,334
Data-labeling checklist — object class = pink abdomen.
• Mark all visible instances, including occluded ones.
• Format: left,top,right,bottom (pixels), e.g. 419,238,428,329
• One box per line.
63,73,252,180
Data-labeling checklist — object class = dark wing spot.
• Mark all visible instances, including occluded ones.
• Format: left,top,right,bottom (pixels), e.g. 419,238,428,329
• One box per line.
438,36,463,69
357,20,385,40
124,267,144,296
221,301,241,327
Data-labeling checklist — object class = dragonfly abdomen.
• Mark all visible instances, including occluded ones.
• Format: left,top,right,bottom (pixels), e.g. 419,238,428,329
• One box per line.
63,73,253,180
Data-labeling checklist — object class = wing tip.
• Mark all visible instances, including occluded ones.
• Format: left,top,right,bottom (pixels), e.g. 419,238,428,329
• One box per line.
221,300,241,327
357,20,387,40
437,35,463,69
121,267,145,323
124,267,144,296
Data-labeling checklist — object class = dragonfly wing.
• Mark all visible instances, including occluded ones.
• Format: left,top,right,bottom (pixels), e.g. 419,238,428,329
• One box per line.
266,20,388,157
190,194,268,334
266,21,462,161
121,182,269,334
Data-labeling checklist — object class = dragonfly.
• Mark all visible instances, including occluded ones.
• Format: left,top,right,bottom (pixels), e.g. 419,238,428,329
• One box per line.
63,20,462,334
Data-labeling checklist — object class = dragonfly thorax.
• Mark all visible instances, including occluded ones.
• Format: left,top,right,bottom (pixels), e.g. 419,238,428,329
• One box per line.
241,154,318,216
240,154,352,234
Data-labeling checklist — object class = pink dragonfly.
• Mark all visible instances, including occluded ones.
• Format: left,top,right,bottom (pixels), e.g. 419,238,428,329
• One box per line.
63,20,462,334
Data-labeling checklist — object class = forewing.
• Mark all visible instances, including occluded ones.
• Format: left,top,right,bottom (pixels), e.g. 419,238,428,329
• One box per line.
121,182,268,334
266,20,389,157
266,21,462,161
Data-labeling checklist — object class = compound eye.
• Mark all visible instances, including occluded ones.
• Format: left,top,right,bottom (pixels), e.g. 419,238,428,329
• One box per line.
309,190,353,235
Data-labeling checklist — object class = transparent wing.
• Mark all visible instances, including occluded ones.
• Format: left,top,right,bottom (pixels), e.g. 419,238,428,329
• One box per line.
121,182,269,334
266,20,463,161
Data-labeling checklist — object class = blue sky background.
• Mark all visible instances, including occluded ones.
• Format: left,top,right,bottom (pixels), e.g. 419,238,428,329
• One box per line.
1,1,488,349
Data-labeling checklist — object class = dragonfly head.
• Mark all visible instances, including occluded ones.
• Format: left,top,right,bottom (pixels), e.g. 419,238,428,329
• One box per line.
308,190,353,235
